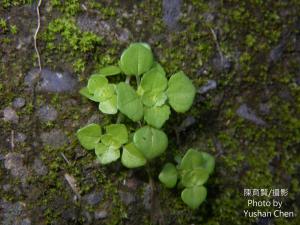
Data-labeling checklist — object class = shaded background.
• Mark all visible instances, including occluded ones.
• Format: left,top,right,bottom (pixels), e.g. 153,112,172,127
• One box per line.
0,0,300,224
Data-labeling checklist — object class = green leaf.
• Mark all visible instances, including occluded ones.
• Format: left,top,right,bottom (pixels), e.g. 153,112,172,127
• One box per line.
142,92,167,107
144,105,171,129
181,168,209,187
87,75,108,94
133,126,168,160
94,84,115,102
97,146,120,165
179,149,204,171
201,152,215,175
121,143,147,168
158,163,178,188
99,65,121,76
79,87,100,102
140,67,167,93
116,82,143,121
76,123,101,150
119,43,154,76
181,186,207,209
151,62,166,76
99,95,118,114
166,71,196,113
105,124,128,145
95,142,107,156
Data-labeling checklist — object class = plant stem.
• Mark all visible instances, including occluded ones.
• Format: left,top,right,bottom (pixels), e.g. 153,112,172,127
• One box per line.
135,75,140,86
125,75,131,84
116,113,124,124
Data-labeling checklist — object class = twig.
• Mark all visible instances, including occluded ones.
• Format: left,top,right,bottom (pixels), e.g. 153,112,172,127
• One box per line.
64,173,81,199
34,0,42,72
209,27,224,61
60,152,71,165
10,130,15,150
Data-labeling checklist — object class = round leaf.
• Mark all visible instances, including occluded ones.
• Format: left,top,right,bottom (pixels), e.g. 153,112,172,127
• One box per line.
99,65,121,76
166,71,196,113
79,87,100,102
158,163,178,188
121,143,147,168
142,91,167,107
87,75,108,94
181,186,207,209
94,84,115,102
76,123,101,150
105,124,128,145
179,149,204,171
140,67,167,93
116,82,143,121
181,168,209,187
144,105,171,129
119,43,154,76
201,152,215,175
99,95,118,114
97,147,120,165
95,142,107,156
133,126,168,160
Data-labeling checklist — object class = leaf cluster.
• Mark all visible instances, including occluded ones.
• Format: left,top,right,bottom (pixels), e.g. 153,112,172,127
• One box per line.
77,43,196,168
159,149,215,209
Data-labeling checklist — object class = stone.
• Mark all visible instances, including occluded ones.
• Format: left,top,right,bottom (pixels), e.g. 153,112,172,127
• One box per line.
163,0,181,30
94,210,108,220
83,192,103,205
15,132,27,143
178,116,197,132
40,129,68,148
3,107,19,123
117,28,131,42
143,184,152,210
24,68,77,93
119,191,135,206
236,104,266,126
198,80,217,94
38,105,58,122
76,15,111,36
87,113,101,124
268,42,285,63
12,97,26,109
20,218,31,225
33,157,48,176
4,153,28,181
1,201,26,225
212,55,232,73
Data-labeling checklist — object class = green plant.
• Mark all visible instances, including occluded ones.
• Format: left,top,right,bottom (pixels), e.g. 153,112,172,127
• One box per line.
76,43,213,209
159,149,215,209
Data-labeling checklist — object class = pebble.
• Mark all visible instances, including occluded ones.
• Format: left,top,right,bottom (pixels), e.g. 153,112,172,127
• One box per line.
163,0,181,30
40,129,68,148
33,157,48,176
83,192,103,205
119,191,136,206
4,153,28,181
198,80,217,94
38,105,58,122
24,68,77,93
12,97,26,109
94,210,108,220
236,104,266,126
3,107,19,123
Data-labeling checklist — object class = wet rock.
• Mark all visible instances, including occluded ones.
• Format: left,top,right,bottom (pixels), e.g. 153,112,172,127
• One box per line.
212,55,232,73
3,106,19,123
24,68,77,93
143,184,152,210
4,153,29,181
178,116,197,132
15,132,27,143
87,113,101,124
163,0,181,30
12,97,26,109
76,15,111,36
38,105,58,122
198,80,217,94
1,201,26,225
259,103,271,115
236,104,266,126
94,210,108,220
33,157,48,176
117,28,131,43
20,218,31,225
119,191,136,206
40,129,68,148
83,192,103,205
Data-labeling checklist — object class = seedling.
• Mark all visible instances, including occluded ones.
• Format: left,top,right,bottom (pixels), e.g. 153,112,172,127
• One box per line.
159,149,215,209
76,43,213,209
